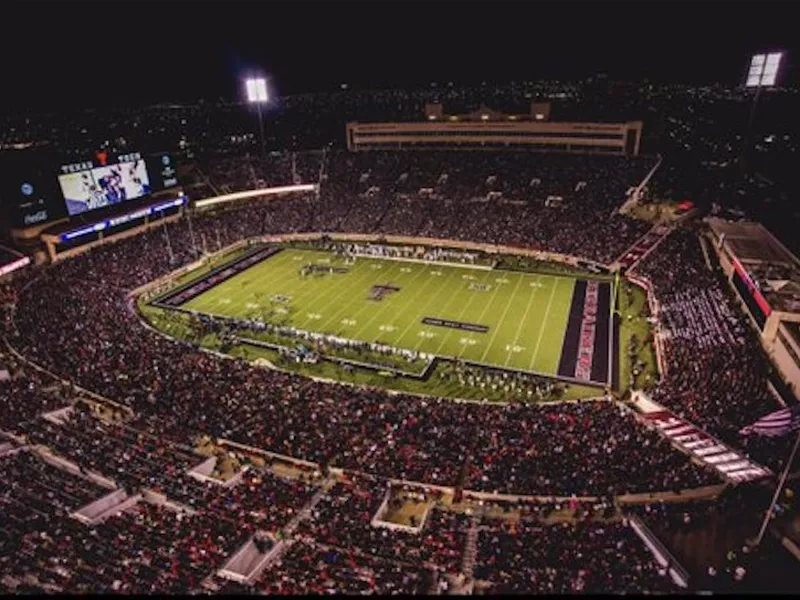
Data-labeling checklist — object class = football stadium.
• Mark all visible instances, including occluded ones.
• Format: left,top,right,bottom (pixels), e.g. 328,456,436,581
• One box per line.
1,3,799,595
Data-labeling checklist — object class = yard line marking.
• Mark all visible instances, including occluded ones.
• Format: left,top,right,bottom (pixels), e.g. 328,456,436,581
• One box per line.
478,274,526,363
194,248,344,322
186,248,295,316
503,274,544,367
345,260,433,340
529,277,561,371
218,248,353,319
430,268,499,356
272,249,366,310
296,254,396,332
214,249,315,319
392,267,465,349
450,270,513,360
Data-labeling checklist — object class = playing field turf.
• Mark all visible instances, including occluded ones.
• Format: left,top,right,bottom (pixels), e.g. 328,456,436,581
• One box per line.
175,247,589,378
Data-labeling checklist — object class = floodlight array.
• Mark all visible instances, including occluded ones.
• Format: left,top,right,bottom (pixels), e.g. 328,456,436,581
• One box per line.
245,78,268,102
746,52,783,87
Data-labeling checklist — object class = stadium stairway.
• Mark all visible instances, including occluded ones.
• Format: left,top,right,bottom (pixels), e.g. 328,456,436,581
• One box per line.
281,477,335,537
614,223,675,273
630,392,770,484
460,517,479,583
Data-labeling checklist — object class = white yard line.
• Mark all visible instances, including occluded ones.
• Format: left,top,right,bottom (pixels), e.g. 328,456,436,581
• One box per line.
478,274,525,363
528,277,561,371
502,274,544,367
430,269,499,356
269,251,359,308
187,249,295,316
452,272,515,359
270,251,372,320
392,268,465,349
214,248,366,322
227,252,313,318
296,256,393,332
347,262,433,341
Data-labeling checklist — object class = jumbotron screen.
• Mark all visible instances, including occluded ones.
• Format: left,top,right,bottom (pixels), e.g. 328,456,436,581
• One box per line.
1,150,178,228
58,152,151,216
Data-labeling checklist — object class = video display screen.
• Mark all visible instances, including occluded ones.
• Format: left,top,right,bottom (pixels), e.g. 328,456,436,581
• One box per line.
59,154,151,216
145,152,178,193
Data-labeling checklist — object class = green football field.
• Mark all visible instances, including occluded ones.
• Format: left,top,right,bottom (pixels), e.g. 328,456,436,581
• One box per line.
181,247,579,375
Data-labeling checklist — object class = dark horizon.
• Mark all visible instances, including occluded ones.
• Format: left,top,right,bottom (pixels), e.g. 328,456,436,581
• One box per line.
2,0,799,111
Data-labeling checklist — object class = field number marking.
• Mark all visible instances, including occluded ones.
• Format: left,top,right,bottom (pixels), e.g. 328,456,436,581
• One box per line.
220,298,232,304
505,344,525,353
418,331,436,339
530,282,543,288
462,274,476,280
400,267,412,273
307,313,322,320
246,303,259,309
496,278,510,284
341,318,357,326
430,270,443,276
459,337,478,346
379,325,397,332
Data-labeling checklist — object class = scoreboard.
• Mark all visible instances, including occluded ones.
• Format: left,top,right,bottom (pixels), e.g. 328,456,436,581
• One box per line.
1,150,179,229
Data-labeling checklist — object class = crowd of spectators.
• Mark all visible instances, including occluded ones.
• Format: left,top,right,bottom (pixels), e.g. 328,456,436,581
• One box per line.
182,151,324,201
0,442,319,593
22,402,319,528
0,351,71,434
145,147,656,266
295,475,469,573
474,517,679,594
313,150,653,265
2,145,794,593
633,227,794,471
1,498,249,593
219,540,435,595
465,400,721,497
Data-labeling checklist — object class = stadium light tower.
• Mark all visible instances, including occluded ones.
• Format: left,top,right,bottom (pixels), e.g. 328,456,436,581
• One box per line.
739,51,784,173
245,77,269,159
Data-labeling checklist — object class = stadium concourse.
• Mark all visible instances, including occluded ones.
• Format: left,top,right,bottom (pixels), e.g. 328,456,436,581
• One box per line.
0,149,795,594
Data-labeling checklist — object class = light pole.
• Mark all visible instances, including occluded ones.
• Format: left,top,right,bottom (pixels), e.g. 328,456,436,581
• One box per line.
245,77,269,159
740,52,784,174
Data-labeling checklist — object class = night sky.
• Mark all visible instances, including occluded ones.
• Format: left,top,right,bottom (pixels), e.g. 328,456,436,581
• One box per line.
2,0,798,110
